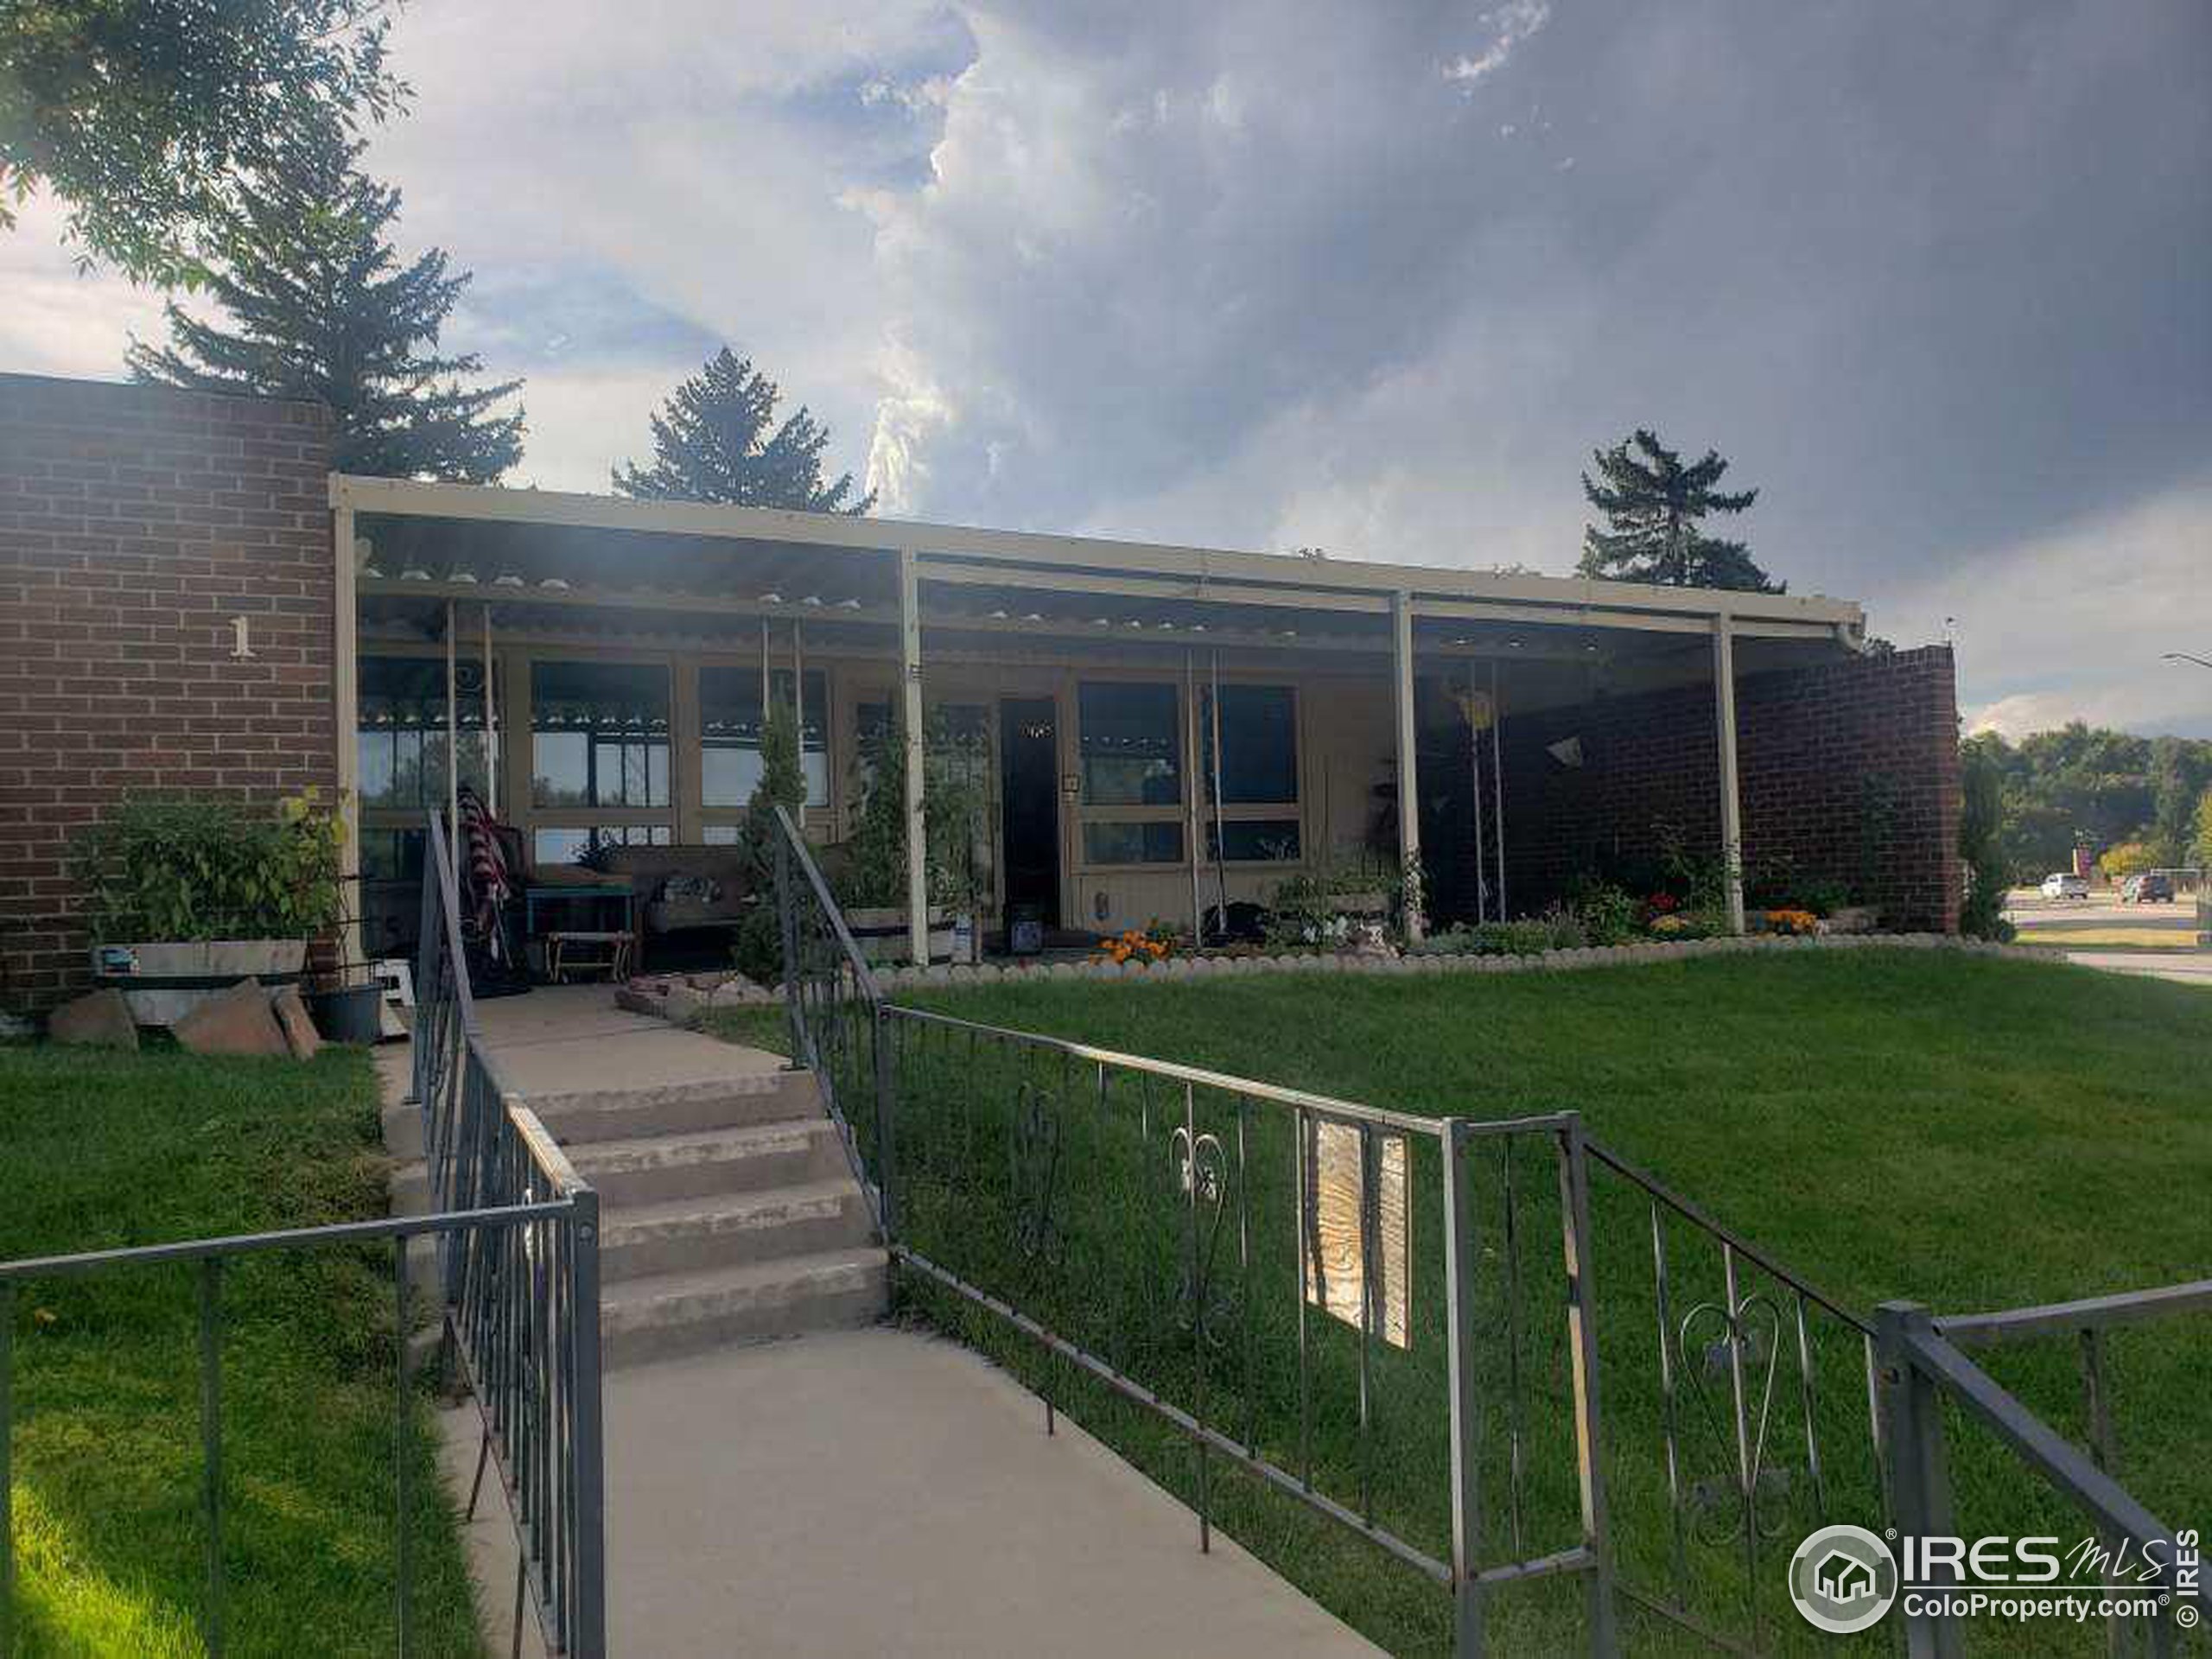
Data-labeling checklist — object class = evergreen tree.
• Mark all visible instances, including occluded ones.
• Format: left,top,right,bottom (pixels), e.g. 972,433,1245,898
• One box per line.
125,134,524,482
614,348,871,512
1577,429,1779,592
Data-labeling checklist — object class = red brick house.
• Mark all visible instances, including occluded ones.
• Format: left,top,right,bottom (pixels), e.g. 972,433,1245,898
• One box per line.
0,373,1961,1016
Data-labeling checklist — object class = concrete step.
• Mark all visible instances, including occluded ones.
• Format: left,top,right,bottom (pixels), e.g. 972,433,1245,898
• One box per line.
600,1181,877,1281
601,1247,888,1368
532,1070,823,1147
564,1119,852,1207
383,1101,425,1161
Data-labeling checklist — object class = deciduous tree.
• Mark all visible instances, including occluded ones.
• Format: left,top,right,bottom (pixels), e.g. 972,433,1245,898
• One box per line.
0,0,404,282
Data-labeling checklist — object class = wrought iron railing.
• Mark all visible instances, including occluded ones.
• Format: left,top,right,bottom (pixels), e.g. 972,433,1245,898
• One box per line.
0,814,602,1656
767,804,2198,1656
1878,1285,2210,1655
408,810,607,1657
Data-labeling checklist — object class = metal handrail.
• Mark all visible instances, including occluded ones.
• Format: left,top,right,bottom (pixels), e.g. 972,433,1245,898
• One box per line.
890,1003,1477,1140
1936,1276,2212,1347
411,809,606,1657
772,804,883,1005
0,1201,574,1281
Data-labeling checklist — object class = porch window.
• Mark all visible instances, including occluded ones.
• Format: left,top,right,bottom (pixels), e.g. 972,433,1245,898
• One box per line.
530,661,671,810
1200,684,1301,861
699,666,828,809
1078,683,1182,805
1077,681,1186,868
357,655,493,809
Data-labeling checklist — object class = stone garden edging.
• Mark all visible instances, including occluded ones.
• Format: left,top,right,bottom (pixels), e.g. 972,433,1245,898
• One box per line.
862,931,2050,995
622,932,2052,1025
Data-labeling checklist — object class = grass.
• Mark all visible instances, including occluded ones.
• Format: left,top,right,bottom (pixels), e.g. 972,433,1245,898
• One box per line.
0,1040,479,1658
723,949,2211,1656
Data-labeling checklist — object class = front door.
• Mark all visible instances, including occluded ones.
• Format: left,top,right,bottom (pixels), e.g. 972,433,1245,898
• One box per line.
999,697,1060,930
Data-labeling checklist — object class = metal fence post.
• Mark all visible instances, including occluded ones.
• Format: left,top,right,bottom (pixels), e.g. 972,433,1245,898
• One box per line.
1876,1300,1961,1659
1440,1121,1486,1656
1556,1115,1620,1656
405,821,440,1109
569,1188,607,1659
873,1004,898,1239
775,827,803,1062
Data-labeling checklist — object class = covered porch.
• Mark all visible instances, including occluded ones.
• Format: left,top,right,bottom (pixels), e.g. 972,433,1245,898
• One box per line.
333,475,1873,968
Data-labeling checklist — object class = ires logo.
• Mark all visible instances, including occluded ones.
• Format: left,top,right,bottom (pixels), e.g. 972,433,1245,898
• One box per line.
1897,1535,2177,1586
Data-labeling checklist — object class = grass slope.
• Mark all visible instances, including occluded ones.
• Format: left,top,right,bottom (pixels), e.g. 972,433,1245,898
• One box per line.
861,950,2210,1655
0,1043,479,1658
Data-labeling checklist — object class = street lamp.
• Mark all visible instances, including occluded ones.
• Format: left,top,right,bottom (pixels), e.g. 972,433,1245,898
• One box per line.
2164,652,2212,671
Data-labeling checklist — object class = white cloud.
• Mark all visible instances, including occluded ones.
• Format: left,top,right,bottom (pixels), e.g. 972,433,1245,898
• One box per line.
1442,2,1553,88
1889,483,2212,741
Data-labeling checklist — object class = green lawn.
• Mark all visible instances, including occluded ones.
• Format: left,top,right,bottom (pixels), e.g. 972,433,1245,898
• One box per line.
0,1041,479,1658
811,950,2211,1656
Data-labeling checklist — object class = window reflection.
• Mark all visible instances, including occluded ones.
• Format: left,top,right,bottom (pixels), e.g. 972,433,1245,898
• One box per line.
531,661,671,809
700,666,828,807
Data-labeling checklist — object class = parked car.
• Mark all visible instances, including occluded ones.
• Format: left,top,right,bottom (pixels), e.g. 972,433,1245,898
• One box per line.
2120,872,2174,904
2041,872,2091,900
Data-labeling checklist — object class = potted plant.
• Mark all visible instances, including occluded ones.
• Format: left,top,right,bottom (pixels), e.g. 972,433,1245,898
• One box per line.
72,791,346,1026
836,710,986,964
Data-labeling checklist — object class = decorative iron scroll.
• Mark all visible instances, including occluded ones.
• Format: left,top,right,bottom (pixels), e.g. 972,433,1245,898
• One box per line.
1170,1125,1235,1345
1678,1293,1794,1543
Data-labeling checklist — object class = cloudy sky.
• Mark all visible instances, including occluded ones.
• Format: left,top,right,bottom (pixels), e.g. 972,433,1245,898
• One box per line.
7,0,2209,737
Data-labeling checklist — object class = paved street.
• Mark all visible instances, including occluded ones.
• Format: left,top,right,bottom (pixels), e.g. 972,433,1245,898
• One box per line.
2005,887,2210,988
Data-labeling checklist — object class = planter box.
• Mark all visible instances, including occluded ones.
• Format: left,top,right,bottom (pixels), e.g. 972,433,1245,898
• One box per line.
92,938,310,1027
845,906,956,966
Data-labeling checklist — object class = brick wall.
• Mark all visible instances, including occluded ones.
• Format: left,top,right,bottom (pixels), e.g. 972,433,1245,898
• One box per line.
0,374,336,1016
1497,645,1962,931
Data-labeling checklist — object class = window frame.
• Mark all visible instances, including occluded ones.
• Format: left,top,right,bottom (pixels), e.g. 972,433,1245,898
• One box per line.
1071,677,1190,873
1198,682,1305,865
696,663,831,820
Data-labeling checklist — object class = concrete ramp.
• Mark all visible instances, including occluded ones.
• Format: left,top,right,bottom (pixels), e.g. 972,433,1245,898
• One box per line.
446,1325,1380,1658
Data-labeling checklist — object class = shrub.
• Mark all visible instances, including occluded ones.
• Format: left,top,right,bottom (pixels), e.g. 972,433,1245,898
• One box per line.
730,901,782,986
1959,739,2016,941
71,792,345,940
1566,876,1637,944
1412,906,1587,957
2098,841,2158,881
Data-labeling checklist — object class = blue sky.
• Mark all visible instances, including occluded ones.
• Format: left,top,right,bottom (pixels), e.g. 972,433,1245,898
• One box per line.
6,0,2208,736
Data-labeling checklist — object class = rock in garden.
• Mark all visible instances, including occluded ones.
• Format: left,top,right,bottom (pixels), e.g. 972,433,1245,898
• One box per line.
48,988,138,1050
172,979,291,1058
663,982,707,1027
270,984,324,1060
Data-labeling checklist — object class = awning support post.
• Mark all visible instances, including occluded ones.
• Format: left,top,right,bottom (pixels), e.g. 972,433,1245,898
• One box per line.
899,549,930,964
1392,592,1424,941
1713,617,1745,935
444,600,459,881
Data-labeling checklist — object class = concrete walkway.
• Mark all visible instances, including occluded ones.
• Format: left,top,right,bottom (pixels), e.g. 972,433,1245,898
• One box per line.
404,984,1374,1657
2061,949,2212,988
470,982,786,1098
442,1328,1378,1658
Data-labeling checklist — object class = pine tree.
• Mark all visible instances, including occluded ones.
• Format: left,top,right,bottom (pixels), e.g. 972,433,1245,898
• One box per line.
613,348,872,513
125,134,524,482
1576,429,1779,592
